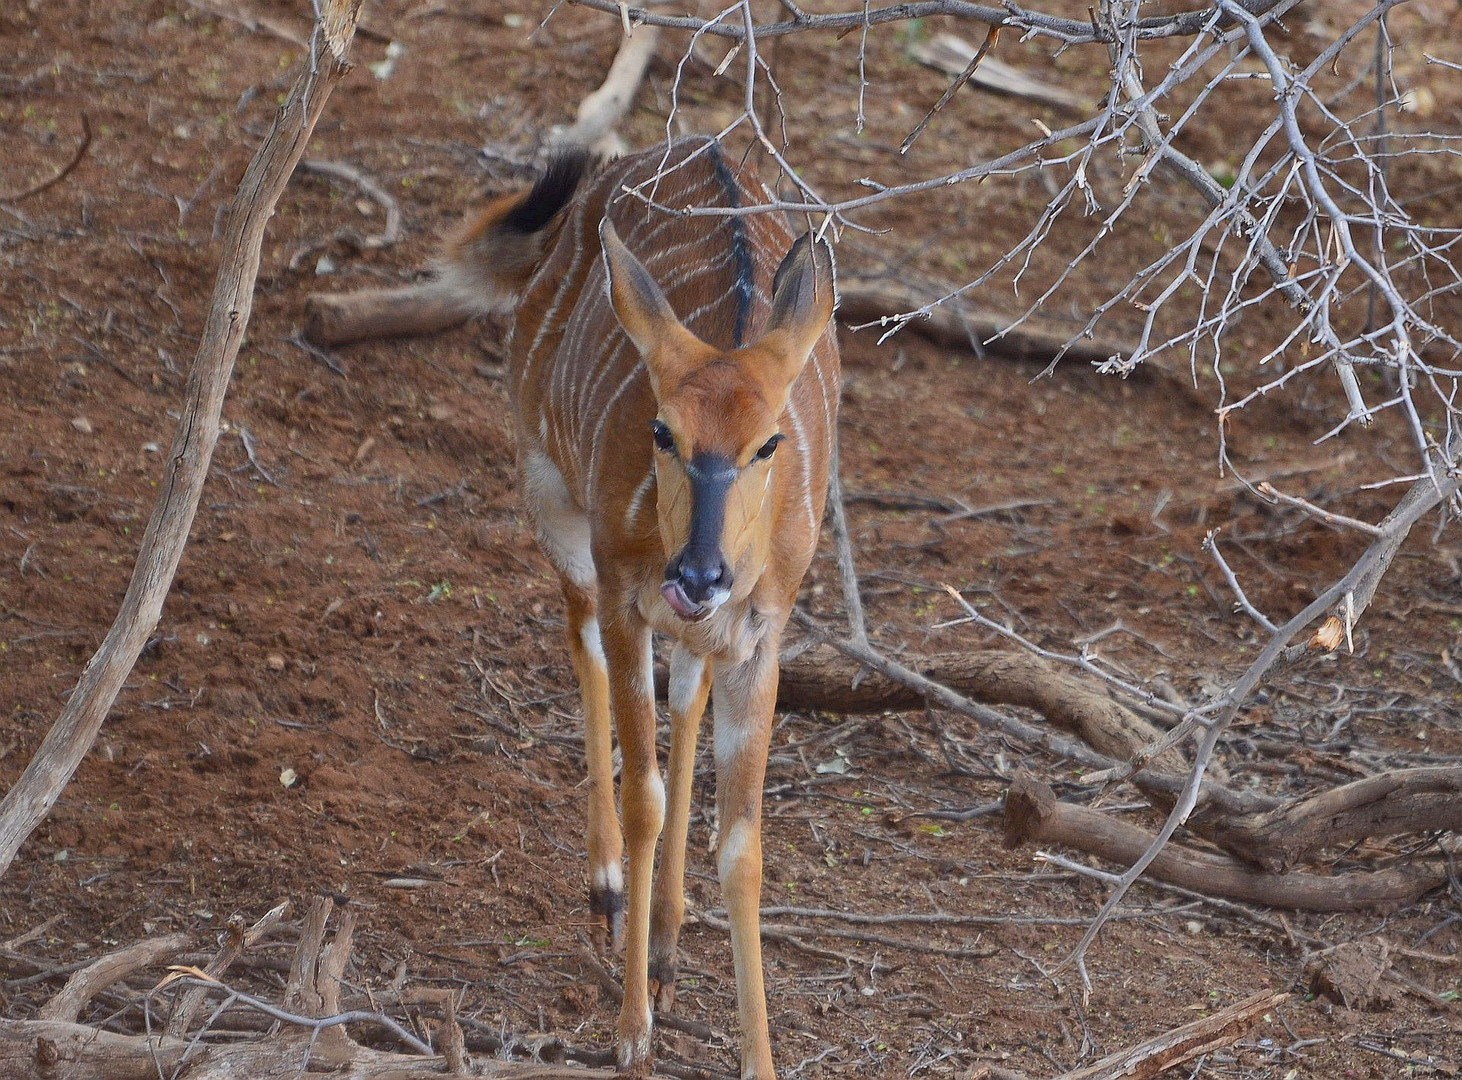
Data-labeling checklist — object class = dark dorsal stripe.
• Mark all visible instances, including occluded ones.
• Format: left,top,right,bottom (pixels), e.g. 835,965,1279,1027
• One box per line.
707,143,755,348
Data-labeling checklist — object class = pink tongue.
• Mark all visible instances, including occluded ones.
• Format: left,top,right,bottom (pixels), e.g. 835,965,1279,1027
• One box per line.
661,581,701,618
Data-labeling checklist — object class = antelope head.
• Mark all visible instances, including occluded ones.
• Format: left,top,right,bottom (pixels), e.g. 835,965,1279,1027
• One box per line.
600,219,834,622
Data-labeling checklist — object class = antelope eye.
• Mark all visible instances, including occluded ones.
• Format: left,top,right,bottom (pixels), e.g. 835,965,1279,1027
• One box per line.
753,433,783,461
650,420,677,454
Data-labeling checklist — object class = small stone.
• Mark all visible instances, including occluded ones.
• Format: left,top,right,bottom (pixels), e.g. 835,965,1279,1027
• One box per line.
71,416,93,435
266,653,286,672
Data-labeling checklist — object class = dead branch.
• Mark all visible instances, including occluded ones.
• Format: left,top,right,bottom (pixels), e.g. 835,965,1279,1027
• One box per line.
902,26,1004,154
775,643,1190,774
36,932,192,1023
787,622,1266,818
300,266,1137,369
168,900,289,1037
551,25,661,155
0,113,91,203
0,1,363,882
1053,989,1287,1080
284,894,333,1016
1,913,62,951
908,32,1085,115
1209,766,1462,873
1051,445,1461,986
296,158,403,250
302,277,484,346
185,0,310,47
0,1016,640,1078
823,434,869,648
832,274,1137,367
0,900,683,1080
1004,773,1445,912
0,1018,189,1079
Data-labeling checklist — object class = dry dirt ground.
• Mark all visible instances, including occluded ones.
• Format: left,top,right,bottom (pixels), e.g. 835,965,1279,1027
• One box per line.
2,1,1461,1077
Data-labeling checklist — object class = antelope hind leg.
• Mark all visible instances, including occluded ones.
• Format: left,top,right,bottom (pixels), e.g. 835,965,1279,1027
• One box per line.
561,582,625,950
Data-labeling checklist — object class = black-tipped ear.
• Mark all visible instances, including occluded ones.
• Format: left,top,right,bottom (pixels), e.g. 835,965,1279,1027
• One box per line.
762,232,836,358
600,218,682,356
599,218,705,393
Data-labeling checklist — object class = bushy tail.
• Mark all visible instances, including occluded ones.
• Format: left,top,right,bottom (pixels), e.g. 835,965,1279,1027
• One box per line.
437,151,591,315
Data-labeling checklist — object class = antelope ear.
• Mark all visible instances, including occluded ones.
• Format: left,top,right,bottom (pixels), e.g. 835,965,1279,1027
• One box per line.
758,232,836,373
600,219,701,384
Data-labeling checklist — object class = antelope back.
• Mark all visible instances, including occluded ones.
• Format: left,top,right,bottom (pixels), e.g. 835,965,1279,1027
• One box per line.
510,138,840,604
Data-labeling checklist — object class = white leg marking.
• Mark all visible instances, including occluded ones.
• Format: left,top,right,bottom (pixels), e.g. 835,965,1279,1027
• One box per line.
714,716,756,775
592,861,624,894
617,1016,655,1071
580,618,608,674
647,768,667,823
668,648,706,719
716,819,756,883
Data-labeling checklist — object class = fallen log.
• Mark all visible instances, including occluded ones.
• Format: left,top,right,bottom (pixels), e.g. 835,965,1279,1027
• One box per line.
773,644,1191,774
0,1018,635,1078
300,268,1137,368
835,273,1135,368
304,23,663,347
38,932,192,1023
302,276,485,347
1206,765,1462,873
549,25,661,155
1003,772,1445,912
908,32,1087,115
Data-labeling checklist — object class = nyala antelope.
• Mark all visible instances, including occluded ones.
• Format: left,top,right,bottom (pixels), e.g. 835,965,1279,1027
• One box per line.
441,137,838,1078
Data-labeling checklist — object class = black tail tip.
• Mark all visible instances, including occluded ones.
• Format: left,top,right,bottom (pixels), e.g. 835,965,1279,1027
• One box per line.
500,149,592,235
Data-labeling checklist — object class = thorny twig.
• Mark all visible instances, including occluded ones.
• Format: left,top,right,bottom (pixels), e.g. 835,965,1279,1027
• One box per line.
1203,529,1279,633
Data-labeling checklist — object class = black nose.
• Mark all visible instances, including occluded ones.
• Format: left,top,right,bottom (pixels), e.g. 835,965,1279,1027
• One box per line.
668,550,732,603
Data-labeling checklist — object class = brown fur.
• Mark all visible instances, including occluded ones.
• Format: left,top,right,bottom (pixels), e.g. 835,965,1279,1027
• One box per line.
443,138,839,1080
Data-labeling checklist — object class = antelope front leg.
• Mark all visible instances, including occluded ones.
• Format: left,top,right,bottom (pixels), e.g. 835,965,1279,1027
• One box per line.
712,638,780,1080
648,646,712,1011
602,613,663,1075
562,584,624,949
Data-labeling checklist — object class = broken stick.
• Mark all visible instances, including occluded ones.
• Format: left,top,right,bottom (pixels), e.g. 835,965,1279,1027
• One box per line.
1055,989,1287,1080
1004,772,1445,912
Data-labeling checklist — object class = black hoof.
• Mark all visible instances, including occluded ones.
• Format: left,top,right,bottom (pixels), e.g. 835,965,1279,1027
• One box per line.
648,953,678,1012
590,884,625,952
